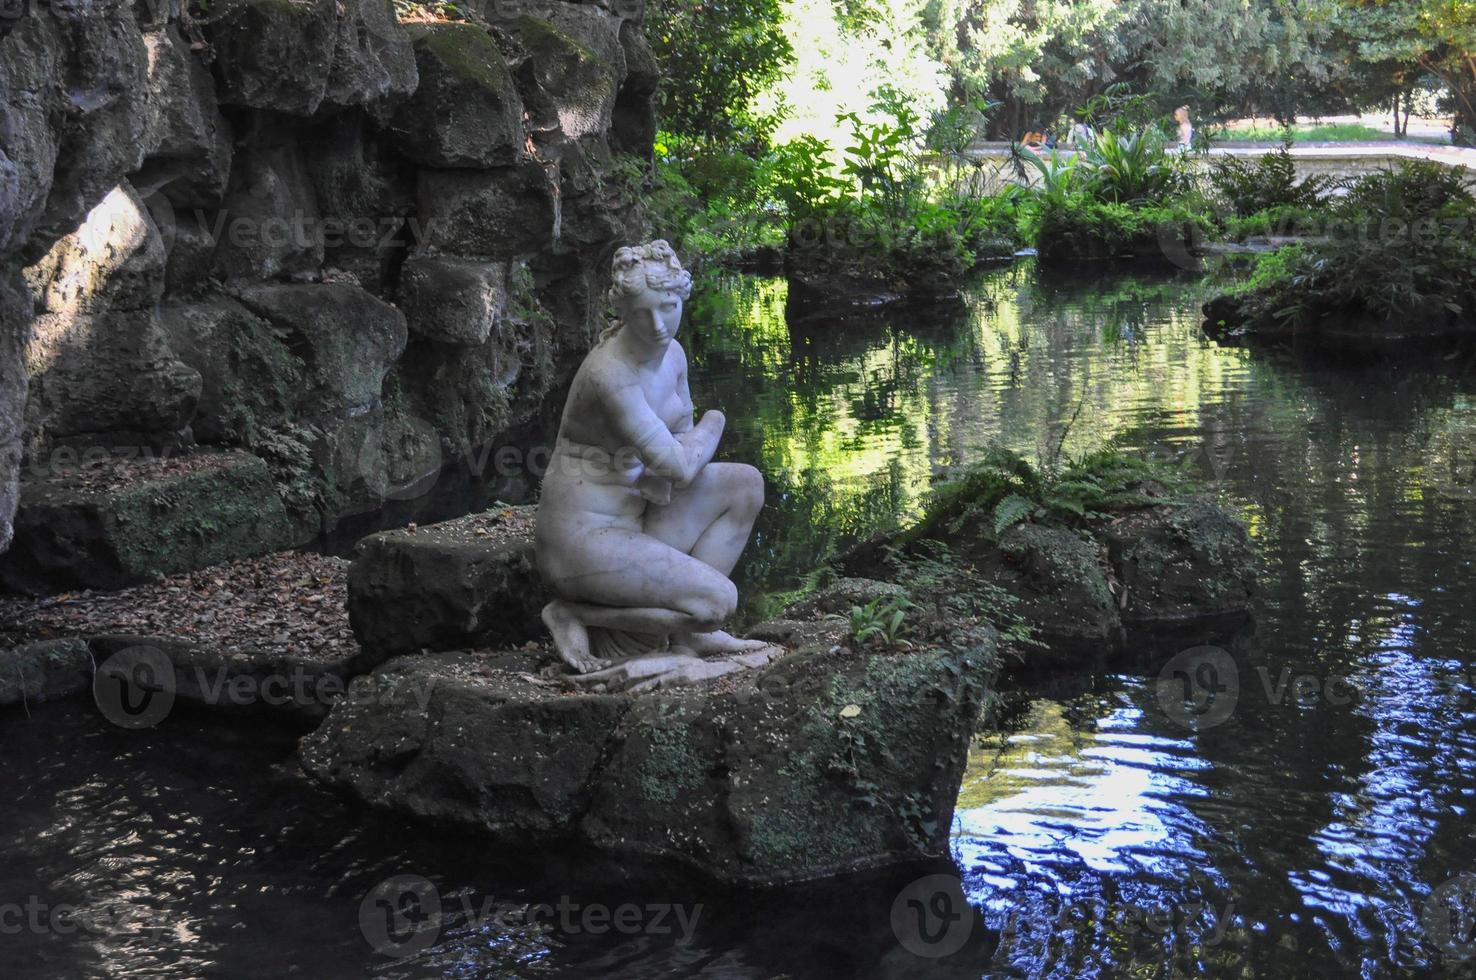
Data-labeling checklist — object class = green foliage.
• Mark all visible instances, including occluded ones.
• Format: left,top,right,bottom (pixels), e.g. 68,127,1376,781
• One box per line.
642,137,786,264
1030,193,1211,264
645,0,794,148
1217,123,1395,143
1221,205,1325,241
920,446,1190,538
770,136,850,220
1225,161,1476,327
771,89,1027,281
892,543,1042,650
847,595,915,648
992,493,1035,535
1076,127,1194,205
1208,140,1338,217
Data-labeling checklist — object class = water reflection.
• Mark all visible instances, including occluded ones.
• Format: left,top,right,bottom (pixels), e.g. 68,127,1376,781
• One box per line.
693,260,1476,974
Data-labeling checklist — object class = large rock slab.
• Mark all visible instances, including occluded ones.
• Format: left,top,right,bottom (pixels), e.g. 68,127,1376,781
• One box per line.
210,143,325,282
415,164,557,258
302,113,416,293
20,2,154,259
21,184,201,452
232,283,407,416
205,0,339,116
24,182,167,315
986,523,1122,657
836,484,1254,670
497,8,623,153
0,450,296,594
347,506,546,661
611,19,659,154
0,639,93,707
398,254,509,345
380,23,525,168
158,294,305,444
135,24,234,207
300,638,995,885
0,551,361,720
324,0,419,108
0,269,29,553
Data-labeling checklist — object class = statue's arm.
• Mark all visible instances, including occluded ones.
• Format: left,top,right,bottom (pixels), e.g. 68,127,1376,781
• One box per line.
603,378,723,485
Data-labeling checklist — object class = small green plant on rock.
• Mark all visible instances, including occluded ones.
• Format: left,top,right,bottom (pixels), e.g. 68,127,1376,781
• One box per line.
846,595,915,649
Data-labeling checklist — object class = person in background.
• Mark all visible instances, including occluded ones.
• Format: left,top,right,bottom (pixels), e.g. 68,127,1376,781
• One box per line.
1175,106,1195,149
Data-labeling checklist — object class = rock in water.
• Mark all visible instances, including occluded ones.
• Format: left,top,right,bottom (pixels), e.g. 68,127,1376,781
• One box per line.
300,641,995,886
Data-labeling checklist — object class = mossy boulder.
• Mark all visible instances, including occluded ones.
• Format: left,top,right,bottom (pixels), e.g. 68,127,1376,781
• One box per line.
835,459,1255,670
135,24,234,208
500,10,622,150
398,255,509,346
324,0,419,108
381,23,525,168
0,451,296,594
232,283,407,417
1095,499,1258,625
158,294,304,444
209,143,326,282
299,636,994,885
986,523,1122,659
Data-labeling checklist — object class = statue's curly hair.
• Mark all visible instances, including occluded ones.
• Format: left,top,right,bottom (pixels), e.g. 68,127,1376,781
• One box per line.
599,240,692,343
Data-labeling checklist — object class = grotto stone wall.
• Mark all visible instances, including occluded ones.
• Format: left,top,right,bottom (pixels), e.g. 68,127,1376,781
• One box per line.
0,0,656,555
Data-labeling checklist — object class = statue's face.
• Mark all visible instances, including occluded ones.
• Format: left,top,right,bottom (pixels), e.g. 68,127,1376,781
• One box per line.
620,285,683,345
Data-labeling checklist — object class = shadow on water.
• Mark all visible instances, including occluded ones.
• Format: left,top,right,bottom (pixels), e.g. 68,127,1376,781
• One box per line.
6,259,1476,976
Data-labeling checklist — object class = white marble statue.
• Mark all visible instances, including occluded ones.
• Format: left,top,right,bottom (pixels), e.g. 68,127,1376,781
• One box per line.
535,241,776,690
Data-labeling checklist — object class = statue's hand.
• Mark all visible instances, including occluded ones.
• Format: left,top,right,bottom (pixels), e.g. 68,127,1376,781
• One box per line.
636,470,673,505
698,409,726,437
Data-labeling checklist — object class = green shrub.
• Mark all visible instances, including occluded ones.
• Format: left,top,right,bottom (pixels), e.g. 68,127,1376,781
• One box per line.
1220,204,1325,241
1031,193,1210,264
1222,162,1476,327
1209,140,1337,217
1078,127,1194,205
912,446,1188,543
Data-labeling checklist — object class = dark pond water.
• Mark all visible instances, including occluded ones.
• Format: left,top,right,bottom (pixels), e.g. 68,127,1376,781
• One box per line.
6,260,1476,977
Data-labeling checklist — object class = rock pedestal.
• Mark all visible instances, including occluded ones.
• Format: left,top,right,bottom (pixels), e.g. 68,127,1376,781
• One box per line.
301,639,995,886
347,506,547,661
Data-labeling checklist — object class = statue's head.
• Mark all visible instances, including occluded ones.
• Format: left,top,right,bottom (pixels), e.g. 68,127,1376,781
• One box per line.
604,240,692,346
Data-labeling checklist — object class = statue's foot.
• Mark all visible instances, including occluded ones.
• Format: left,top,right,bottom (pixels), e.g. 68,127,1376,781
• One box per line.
675,630,778,656
568,653,745,694
541,601,609,675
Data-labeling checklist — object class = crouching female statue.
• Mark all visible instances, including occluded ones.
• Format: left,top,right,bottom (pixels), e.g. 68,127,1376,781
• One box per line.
535,241,774,682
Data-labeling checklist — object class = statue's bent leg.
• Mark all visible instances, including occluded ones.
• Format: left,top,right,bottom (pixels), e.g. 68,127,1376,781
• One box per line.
643,462,764,576
643,462,770,656
541,526,739,670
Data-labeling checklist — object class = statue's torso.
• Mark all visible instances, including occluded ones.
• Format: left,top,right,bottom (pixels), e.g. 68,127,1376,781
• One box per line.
538,339,689,529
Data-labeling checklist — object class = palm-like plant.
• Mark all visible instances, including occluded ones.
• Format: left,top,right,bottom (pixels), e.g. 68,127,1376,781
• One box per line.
1080,127,1182,204
1013,145,1082,207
